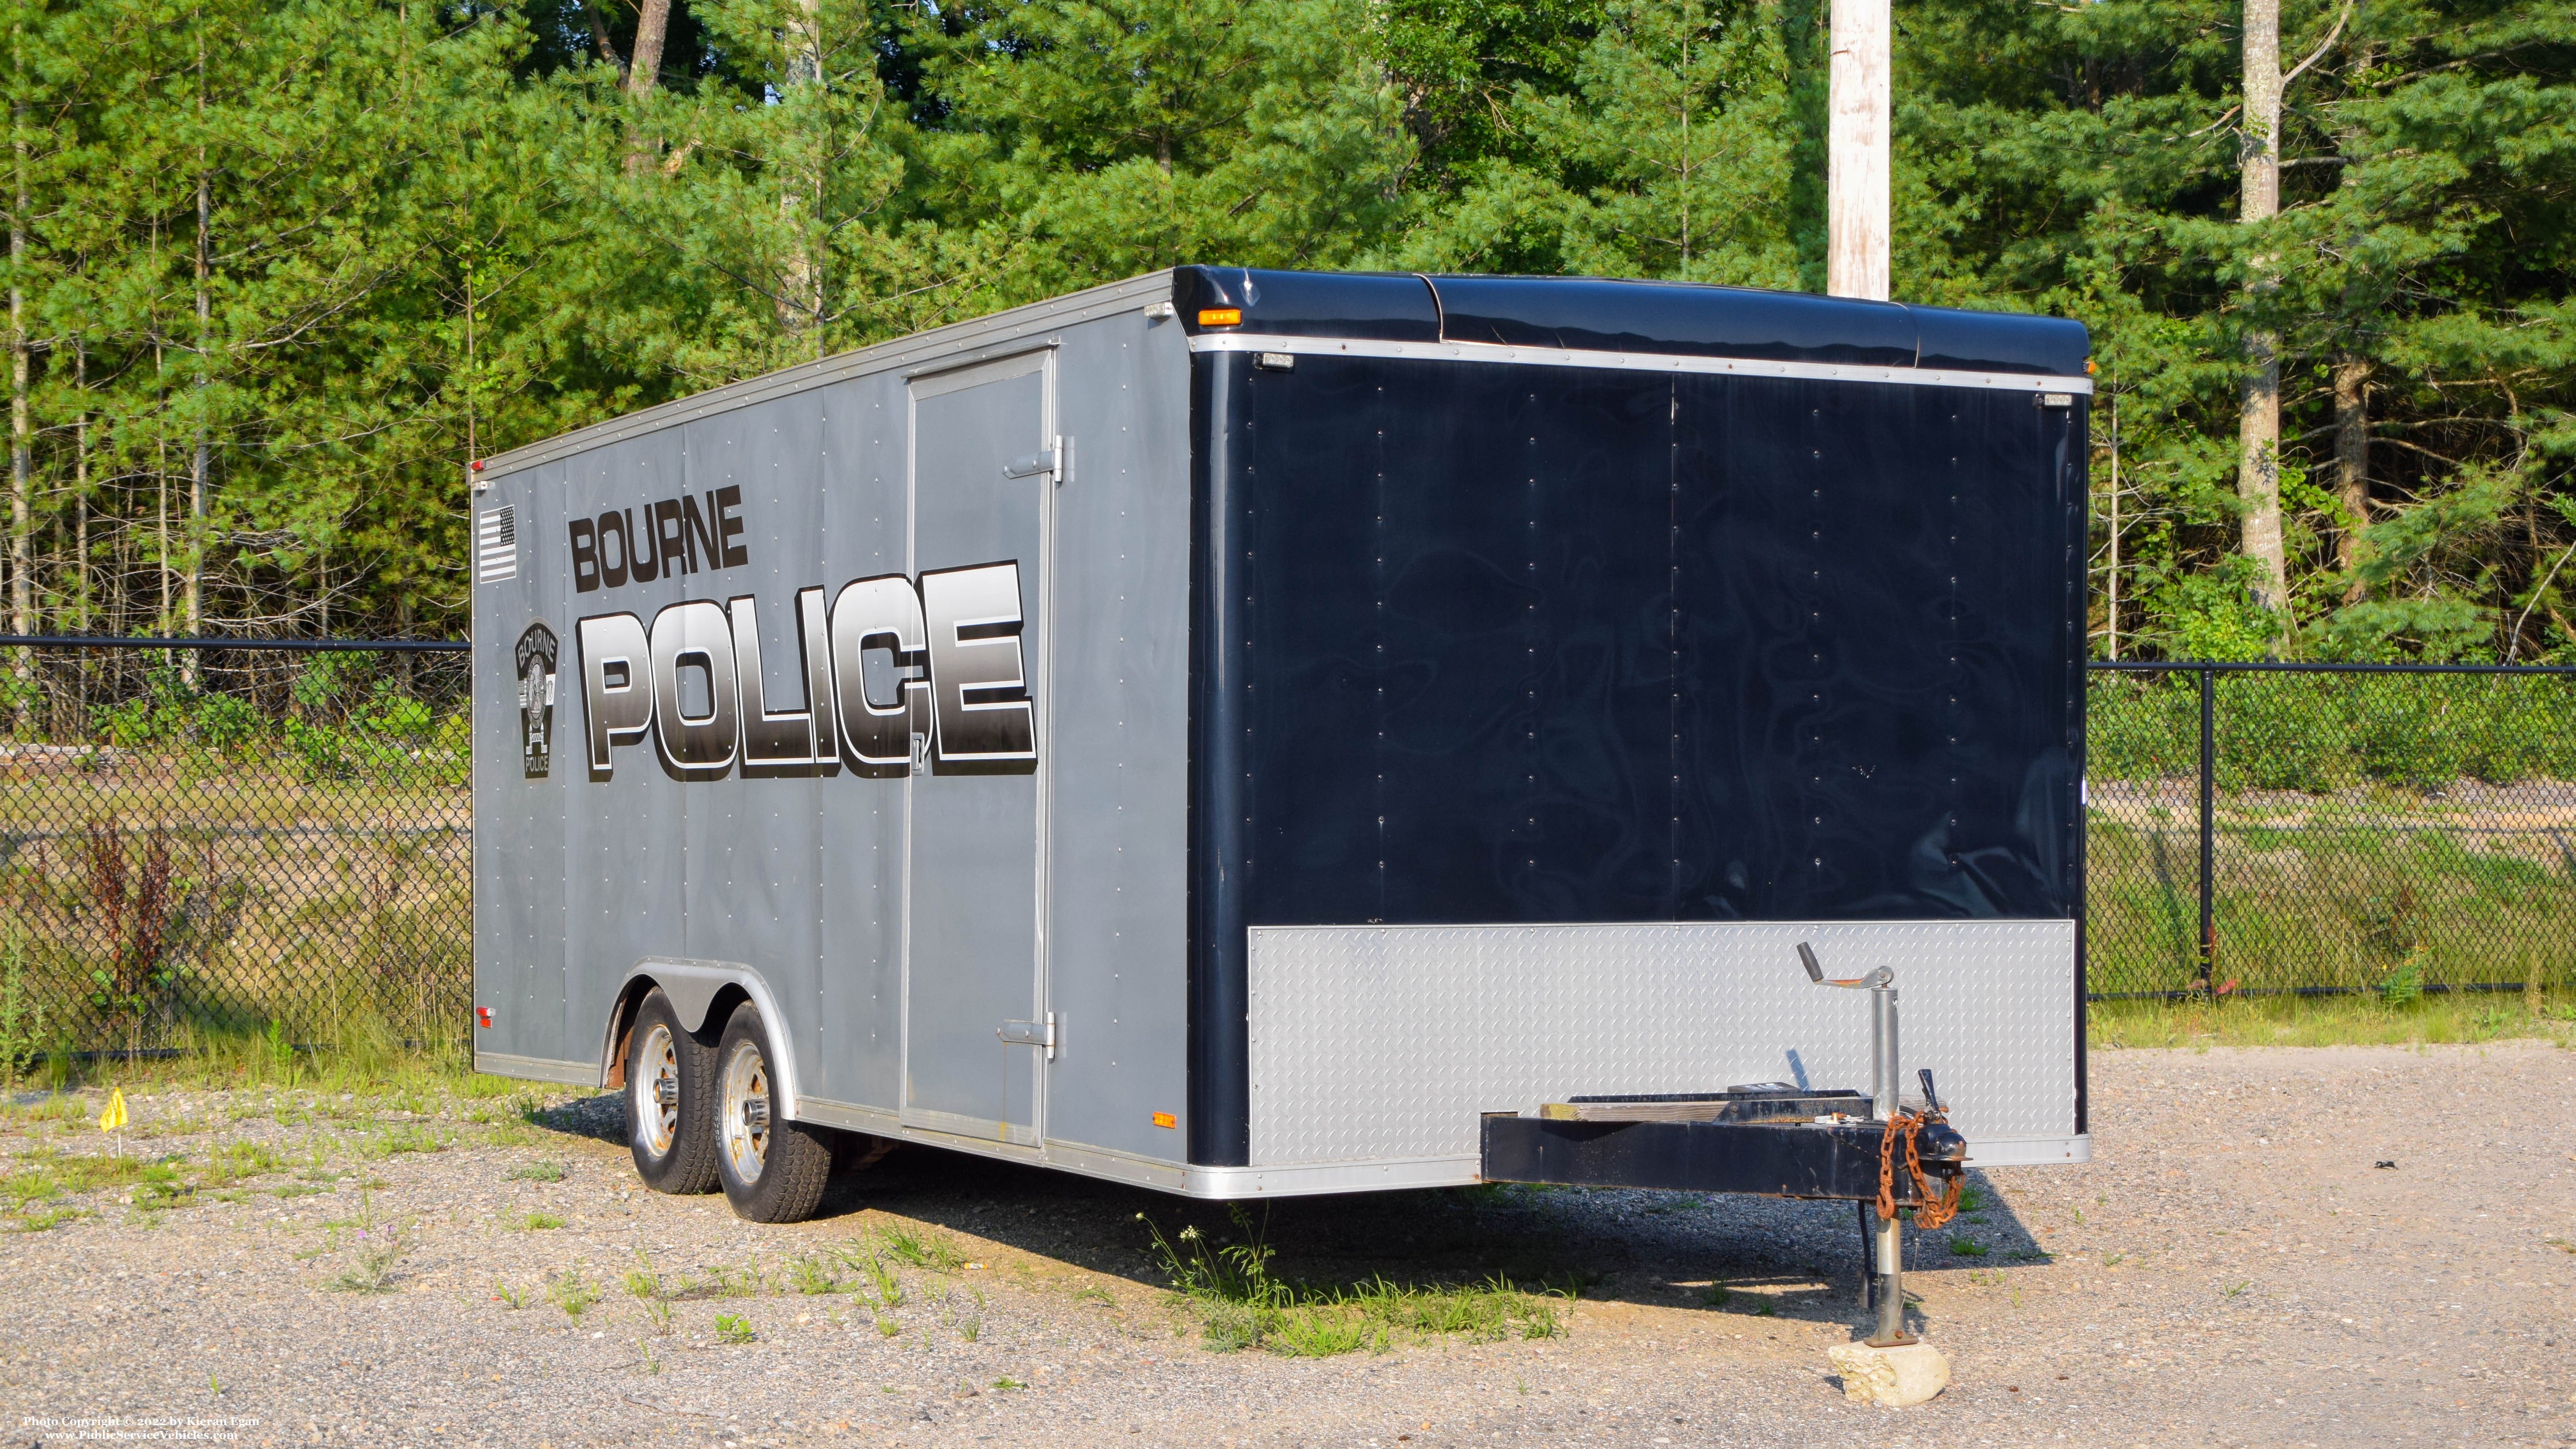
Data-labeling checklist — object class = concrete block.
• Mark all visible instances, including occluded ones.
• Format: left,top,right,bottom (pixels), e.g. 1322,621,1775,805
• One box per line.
1827,1340,1951,1407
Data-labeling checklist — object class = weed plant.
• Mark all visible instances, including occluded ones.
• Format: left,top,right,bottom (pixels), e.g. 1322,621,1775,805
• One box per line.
549,1270,599,1318
327,1224,406,1293
878,1224,963,1273
1139,1204,1565,1357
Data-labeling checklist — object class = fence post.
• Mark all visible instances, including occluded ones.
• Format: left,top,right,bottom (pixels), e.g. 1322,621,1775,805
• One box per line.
2197,664,2216,989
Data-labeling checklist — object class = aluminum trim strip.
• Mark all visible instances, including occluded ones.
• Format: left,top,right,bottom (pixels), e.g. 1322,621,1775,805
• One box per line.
793,1096,1194,1193
478,269,1178,480
1043,1138,1190,1193
1187,331,2095,396
794,1098,901,1137
473,1051,598,1087
901,1103,1041,1148
1182,1156,1481,1199
790,1099,2087,1196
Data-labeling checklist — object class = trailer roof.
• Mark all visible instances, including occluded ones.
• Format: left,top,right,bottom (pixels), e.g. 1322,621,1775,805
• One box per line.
475,269,1179,481
477,266,2088,481
1171,267,2089,378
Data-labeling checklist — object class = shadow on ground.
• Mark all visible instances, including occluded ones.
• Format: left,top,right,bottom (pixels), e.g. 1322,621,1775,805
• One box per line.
526,1092,2044,1333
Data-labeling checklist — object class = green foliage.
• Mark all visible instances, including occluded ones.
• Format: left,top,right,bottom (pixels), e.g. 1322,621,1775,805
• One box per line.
2086,671,2576,789
2146,557,2287,662
1396,0,1800,283
0,0,2560,659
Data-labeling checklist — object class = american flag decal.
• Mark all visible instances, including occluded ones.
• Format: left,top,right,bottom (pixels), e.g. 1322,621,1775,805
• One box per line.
476,506,518,583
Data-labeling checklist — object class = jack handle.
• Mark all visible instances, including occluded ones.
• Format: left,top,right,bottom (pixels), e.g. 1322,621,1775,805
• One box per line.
1796,941,1891,990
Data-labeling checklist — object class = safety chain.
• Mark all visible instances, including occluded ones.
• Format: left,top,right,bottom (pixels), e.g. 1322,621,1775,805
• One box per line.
1874,1107,1964,1230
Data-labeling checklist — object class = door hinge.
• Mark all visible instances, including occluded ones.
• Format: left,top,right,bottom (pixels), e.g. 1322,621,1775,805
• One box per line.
998,1011,1056,1060
1003,435,1070,485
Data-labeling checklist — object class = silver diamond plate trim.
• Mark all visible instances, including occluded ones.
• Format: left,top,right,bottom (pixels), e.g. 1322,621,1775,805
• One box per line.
1245,920,2077,1169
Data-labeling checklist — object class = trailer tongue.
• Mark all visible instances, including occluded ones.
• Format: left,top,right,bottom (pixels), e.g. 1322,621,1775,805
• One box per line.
1479,944,1965,1345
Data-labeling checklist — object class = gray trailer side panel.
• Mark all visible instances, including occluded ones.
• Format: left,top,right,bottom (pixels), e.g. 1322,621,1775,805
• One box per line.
814,377,911,1110
475,279,1202,1185
1038,314,1196,1163
470,460,570,1071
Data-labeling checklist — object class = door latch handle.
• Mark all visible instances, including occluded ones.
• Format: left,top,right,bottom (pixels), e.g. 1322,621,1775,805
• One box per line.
1003,435,1069,484
998,1011,1057,1060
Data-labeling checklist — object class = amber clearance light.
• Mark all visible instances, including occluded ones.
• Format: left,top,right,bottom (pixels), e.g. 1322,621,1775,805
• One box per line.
1197,307,1241,327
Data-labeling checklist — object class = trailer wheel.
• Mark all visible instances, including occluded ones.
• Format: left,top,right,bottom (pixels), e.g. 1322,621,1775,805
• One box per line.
712,1001,833,1224
625,989,719,1195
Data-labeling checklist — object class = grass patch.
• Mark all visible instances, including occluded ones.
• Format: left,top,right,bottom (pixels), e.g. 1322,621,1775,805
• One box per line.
1141,1205,1567,1357
712,1313,755,1344
3,1148,150,1205
365,1124,450,1158
201,1142,280,1186
2090,990,2576,1049
516,1211,565,1231
10,1203,87,1231
506,1160,566,1182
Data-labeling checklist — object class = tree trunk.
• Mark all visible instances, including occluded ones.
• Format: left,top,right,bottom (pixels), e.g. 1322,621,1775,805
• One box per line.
583,0,626,76
2333,356,2370,602
8,91,28,685
74,345,87,634
190,160,208,653
621,0,674,176
777,0,824,351
8,52,27,717
2235,0,2288,613
1826,0,1890,301
187,41,208,672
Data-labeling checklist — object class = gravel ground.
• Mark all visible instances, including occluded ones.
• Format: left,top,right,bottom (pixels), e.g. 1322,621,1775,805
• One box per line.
4,1042,2572,1449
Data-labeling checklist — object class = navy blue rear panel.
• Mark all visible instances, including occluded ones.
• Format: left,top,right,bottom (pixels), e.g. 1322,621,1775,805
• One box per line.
1187,349,2084,1164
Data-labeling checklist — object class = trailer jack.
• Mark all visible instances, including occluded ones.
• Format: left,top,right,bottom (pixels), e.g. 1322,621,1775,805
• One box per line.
1478,944,1965,1344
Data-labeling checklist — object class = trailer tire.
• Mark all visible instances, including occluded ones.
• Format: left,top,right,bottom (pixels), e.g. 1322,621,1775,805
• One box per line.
712,1002,833,1224
625,989,720,1195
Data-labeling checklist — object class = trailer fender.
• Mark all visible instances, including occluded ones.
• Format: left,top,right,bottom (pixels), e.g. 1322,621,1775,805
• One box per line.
602,959,803,1122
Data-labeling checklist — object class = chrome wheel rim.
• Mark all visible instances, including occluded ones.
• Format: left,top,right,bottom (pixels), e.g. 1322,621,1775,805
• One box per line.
720,1037,771,1185
636,1023,680,1157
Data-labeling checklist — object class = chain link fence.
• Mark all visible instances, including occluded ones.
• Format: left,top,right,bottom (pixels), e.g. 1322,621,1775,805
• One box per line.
0,637,470,1057
3,641,2569,1054
2086,662,2576,1000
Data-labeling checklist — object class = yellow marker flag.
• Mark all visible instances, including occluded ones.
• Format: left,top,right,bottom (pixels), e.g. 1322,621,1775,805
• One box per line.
98,1088,128,1133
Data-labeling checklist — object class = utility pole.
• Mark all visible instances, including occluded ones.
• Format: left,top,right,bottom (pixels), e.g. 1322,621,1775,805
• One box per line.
1826,0,1890,301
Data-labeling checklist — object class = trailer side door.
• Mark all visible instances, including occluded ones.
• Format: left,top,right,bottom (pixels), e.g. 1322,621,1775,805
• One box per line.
902,352,1052,1146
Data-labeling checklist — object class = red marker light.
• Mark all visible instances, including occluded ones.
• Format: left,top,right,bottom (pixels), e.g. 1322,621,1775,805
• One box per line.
475,1006,493,1029
470,459,485,471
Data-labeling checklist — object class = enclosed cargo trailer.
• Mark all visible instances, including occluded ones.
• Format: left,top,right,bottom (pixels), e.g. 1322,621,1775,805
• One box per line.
470,266,2091,1224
